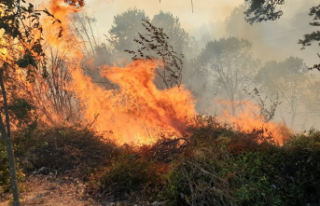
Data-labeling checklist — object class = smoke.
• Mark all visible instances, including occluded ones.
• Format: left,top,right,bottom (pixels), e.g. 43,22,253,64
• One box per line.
224,1,320,65
182,0,320,131
84,0,243,39
30,0,320,133
222,0,320,131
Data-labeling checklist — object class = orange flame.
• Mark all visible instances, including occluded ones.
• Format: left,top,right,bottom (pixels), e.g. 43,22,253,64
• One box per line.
0,0,294,146
215,100,292,145
42,0,82,52
69,59,196,144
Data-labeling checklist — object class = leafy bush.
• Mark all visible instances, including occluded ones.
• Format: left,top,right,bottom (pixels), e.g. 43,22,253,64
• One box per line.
14,126,119,178
0,139,25,195
233,138,320,206
0,139,10,194
2,119,320,206
92,143,170,202
159,124,320,206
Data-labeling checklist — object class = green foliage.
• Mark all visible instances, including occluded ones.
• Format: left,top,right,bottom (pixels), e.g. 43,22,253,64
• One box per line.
244,0,285,24
14,127,118,176
233,135,320,206
199,37,252,58
151,11,190,56
160,122,320,206
256,56,308,127
243,1,320,70
245,88,280,122
197,37,259,115
8,98,34,120
125,19,184,88
256,56,308,95
0,98,33,196
3,123,320,205
108,8,150,53
16,54,38,82
7,98,37,138
299,4,320,54
98,150,163,197
0,139,10,194
0,139,25,195
0,1,49,71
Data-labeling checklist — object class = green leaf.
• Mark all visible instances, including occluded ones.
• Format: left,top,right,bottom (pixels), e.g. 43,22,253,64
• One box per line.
0,23,8,30
16,55,38,69
16,58,29,68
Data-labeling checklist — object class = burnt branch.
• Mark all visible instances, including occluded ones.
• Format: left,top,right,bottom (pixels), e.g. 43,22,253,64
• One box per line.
125,19,184,88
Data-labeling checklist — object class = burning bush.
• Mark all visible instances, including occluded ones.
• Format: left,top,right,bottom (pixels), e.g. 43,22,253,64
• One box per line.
160,125,320,206
1,118,320,205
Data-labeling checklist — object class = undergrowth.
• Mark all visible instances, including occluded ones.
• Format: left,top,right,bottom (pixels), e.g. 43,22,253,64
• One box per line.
0,138,10,194
1,118,320,206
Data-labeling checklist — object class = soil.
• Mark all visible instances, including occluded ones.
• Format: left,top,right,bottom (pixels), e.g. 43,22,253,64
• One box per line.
0,175,102,206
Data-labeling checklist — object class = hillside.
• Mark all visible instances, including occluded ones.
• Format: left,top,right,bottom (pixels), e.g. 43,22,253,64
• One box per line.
1,119,320,206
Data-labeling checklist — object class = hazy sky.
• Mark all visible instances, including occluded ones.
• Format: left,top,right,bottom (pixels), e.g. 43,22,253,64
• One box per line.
84,0,243,38
82,0,320,66
33,0,320,130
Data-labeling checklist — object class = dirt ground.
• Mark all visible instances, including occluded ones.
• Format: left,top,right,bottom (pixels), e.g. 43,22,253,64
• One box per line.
0,175,102,206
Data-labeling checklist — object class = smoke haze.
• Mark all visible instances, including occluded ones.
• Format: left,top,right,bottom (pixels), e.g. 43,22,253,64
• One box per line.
35,0,320,132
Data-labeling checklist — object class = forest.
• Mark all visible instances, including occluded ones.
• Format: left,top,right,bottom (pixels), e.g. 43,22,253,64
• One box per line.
0,0,320,205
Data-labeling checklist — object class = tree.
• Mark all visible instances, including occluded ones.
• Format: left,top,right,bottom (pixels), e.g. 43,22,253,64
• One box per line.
73,11,99,57
107,10,193,89
197,37,259,115
125,20,184,89
73,10,115,90
304,80,320,117
244,0,320,69
256,56,309,127
244,0,285,24
0,0,77,204
151,11,190,56
0,2,45,205
107,8,150,58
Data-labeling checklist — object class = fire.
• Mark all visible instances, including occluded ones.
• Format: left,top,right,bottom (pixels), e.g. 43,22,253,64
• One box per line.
69,59,196,144
20,0,85,125
42,1,83,58
0,0,294,146
0,30,21,63
31,1,198,144
215,100,293,145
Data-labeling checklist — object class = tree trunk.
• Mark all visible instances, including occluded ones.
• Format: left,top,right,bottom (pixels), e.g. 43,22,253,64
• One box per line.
0,69,20,206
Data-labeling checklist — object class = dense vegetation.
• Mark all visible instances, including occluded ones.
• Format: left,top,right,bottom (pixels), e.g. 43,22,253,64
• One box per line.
2,0,320,205
1,119,320,205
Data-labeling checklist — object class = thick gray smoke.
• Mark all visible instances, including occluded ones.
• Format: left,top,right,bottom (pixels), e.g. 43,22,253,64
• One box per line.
78,0,320,132
186,0,320,131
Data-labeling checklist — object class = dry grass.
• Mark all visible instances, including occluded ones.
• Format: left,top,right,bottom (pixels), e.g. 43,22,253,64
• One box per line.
0,175,101,206
1,122,320,206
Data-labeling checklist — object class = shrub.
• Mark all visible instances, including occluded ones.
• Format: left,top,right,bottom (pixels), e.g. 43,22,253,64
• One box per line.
0,139,10,194
96,145,170,202
14,126,119,178
0,139,25,195
159,125,320,206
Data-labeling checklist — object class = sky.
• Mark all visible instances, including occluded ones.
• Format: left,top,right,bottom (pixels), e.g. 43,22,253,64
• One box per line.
84,0,243,40
29,0,320,131
82,0,320,66
80,0,320,130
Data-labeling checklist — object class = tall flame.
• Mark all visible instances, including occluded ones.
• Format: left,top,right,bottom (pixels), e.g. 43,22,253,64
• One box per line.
36,0,198,144
0,0,294,146
69,59,196,144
